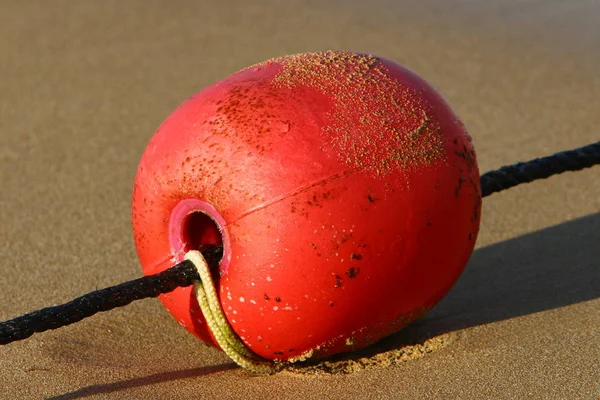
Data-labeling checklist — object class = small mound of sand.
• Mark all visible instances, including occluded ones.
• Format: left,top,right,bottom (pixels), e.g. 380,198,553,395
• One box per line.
280,331,457,375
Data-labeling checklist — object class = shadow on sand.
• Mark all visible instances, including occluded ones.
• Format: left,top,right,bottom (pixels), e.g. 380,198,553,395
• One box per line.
357,210,600,358
46,363,236,400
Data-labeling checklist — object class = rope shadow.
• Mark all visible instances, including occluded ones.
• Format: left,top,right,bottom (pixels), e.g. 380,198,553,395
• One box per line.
46,363,236,400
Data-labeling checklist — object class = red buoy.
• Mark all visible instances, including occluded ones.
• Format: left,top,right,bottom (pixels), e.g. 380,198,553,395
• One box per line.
132,51,481,361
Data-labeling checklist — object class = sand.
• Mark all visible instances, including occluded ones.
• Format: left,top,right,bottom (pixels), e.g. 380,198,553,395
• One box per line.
0,0,599,398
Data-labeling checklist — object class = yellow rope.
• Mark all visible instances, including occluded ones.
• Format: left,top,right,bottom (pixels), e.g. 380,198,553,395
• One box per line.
184,250,277,374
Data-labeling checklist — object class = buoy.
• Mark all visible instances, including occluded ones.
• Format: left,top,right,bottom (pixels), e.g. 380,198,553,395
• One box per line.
132,50,481,362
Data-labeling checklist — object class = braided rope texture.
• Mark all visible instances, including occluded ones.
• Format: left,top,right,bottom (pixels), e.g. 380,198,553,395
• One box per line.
1,141,598,346
186,250,277,374
0,247,222,345
480,141,600,197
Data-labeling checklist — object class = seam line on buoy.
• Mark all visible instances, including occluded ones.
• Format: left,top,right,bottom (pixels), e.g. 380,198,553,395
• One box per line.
225,167,362,226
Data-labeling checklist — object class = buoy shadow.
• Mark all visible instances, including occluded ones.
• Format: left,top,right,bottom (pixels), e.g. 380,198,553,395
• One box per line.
286,211,600,374
422,211,600,335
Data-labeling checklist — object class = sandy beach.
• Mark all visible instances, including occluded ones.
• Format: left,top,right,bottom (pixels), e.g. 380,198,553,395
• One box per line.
1,0,599,398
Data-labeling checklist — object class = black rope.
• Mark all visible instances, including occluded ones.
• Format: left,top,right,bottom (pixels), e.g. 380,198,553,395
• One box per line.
1,141,599,345
0,246,223,345
480,141,600,197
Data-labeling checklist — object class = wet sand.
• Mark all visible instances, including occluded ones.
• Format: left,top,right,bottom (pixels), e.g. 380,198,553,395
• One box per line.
1,1,599,398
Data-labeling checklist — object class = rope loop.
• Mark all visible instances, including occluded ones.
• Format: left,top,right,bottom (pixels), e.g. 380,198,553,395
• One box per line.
185,250,278,374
